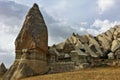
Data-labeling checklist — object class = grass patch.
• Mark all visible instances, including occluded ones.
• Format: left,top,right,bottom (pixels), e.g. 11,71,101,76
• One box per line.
21,67,120,80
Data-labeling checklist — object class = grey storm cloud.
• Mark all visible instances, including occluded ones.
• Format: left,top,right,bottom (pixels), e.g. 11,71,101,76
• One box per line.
0,1,28,19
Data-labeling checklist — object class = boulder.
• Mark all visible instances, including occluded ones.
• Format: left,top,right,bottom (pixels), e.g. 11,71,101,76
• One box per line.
109,28,115,34
97,35,111,51
105,30,113,40
108,52,115,59
3,3,48,80
111,40,120,52
101,33,112,43
77,35,89,44
86,34,100,46
79,63,90,69
65,34,80,45
89,44,104,56
113,30,119,40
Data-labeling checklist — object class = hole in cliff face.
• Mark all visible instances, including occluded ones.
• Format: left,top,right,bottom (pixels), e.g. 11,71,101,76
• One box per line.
90,45,97,53
100,50,111,59
80,49,86,52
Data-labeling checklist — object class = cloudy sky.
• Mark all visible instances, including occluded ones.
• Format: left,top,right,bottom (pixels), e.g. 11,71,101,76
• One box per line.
0,0,120,67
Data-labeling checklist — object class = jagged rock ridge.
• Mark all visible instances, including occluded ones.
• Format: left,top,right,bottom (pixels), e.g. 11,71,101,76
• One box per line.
48,25,120,71
51,25,120,58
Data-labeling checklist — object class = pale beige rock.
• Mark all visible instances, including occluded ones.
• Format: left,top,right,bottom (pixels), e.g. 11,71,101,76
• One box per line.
65,35,80,45
86,34,100,46
111,40,120,52
55,42,65,50
77,35,89,44
89,44,104,56
101,33,112,42
113,31,119,39
109,28,115,34
108,52,114,59
97,35,111,50
105,30,113,40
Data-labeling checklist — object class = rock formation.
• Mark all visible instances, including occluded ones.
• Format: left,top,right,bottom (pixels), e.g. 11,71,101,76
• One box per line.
48,25,120,70
0,63,7,75
2,2,120,79
3,3,48,80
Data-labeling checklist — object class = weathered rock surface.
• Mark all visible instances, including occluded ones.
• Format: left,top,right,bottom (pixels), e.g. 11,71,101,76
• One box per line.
111,40,120,52
49,25,120,67
0,63,7,75
108,52,114,59
3,3,48,80
3,2,120,79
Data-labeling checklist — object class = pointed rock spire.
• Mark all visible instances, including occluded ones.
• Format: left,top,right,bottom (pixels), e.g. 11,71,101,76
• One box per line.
0,63,7,75
3,3,48,80
15,3,48,52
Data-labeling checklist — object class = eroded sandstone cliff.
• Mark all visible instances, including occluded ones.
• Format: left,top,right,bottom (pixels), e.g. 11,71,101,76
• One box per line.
3,3,48,80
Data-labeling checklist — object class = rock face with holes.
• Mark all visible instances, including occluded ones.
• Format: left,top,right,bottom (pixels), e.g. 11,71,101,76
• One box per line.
3,3,48,80
3,2,120,80
48,25,120,71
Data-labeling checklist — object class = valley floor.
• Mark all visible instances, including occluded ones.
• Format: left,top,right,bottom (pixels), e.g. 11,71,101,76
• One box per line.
22,67,120,80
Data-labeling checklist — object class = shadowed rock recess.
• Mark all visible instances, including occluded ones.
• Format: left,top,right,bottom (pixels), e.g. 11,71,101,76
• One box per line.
3,3,48,80
3,3,120,80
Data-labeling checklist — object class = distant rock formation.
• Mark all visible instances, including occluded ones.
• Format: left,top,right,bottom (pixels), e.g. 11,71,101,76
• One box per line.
50,25,120,58
0,63,7,75
3,3,48,80
48,25,120,71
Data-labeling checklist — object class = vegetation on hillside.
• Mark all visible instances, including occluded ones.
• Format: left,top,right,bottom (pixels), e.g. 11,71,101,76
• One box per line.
22,67,120,80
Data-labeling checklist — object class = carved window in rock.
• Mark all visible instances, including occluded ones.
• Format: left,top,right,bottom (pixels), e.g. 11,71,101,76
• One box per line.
90,45,97,53
80,49,86,53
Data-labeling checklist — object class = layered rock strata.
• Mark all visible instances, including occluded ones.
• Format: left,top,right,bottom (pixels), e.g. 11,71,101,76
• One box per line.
3,3,48,80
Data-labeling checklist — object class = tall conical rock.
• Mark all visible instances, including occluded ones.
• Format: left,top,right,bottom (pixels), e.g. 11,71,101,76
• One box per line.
15,3,48,52
3,3,48,80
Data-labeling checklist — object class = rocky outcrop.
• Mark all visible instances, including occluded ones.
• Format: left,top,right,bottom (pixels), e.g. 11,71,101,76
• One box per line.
3,3,48,80
3,2,120,79
0,63,7,75
49,25,120,65
111,40,120,52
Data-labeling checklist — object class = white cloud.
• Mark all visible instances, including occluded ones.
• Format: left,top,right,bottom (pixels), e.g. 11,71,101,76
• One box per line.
0,22,15,68
43,0,69,21
92,19,120,34
97,0,115,14
0,0,28,67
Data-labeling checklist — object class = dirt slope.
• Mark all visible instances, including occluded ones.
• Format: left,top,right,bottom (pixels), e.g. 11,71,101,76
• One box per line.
22,67,120,80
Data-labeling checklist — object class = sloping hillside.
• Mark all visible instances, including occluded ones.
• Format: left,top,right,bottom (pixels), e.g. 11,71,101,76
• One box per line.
22,67,120,80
